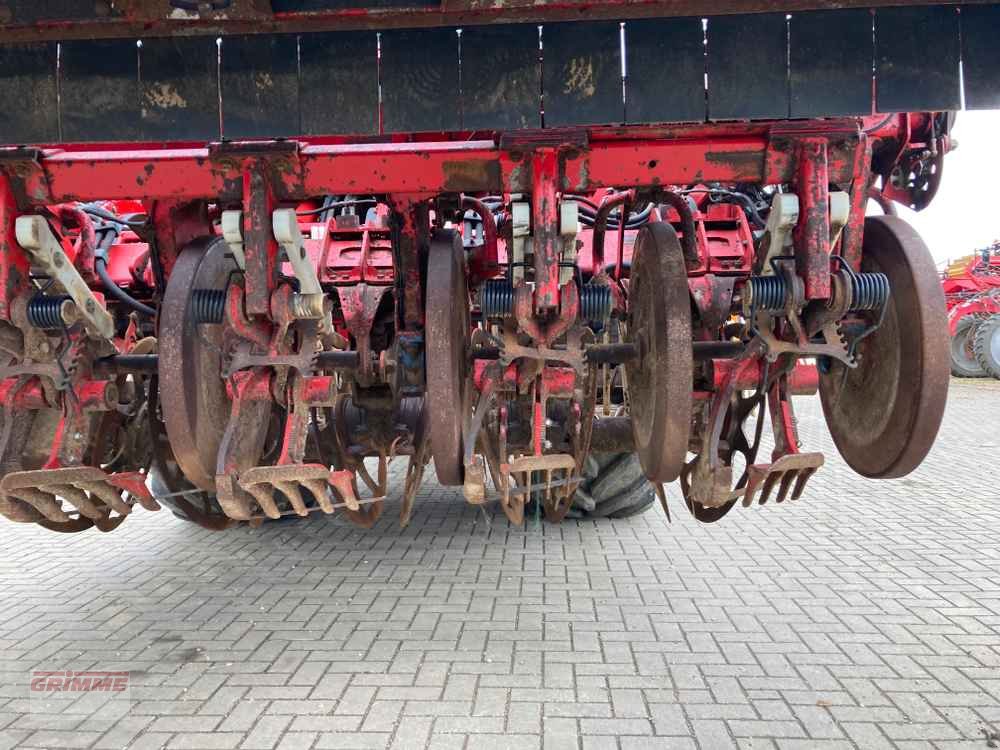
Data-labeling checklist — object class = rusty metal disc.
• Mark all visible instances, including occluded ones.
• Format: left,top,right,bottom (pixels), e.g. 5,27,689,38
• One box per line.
819,216,949,478
425,229,469,486
625,222,693,483
159,237,236,492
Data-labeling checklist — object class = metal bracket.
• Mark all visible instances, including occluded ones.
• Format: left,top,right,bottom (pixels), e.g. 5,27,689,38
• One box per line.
15,216,114,340
0,148,52,207
221,210,247,269
828,191,850,248
759,193,799,275
273,208,324,319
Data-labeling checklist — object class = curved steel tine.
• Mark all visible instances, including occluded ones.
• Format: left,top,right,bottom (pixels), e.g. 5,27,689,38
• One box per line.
329,470,361,511
758,472,782,505
57,486,106,520
80,481,132,516
774,470,797,503
245,483,281,519
377,453,388,495
11,488,69,522
302,479,335,513
791,468,817,500
274,481,309,516
742,473,764,507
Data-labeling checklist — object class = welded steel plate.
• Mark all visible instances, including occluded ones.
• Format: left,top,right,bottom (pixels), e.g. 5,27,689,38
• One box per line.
626,17,705,124
220,34,300,139
60,39,141,142
790,9,873,117
875,6,960,112
961,4,1000,110
461,24,540,131
542,21,622,127
381,28,460,132
708,13,787,120
0,42,58,144
300,31,378,135
140,37,221,141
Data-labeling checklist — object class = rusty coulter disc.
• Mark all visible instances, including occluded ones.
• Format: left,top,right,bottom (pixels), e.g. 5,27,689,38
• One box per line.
159,237,236,492
819,215,949,478
625,222,693,483
425,229,468,486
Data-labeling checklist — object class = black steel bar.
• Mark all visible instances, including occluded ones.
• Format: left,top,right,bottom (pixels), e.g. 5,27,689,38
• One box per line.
585,343,640,365
693,341,744,360
95,354,159,374
315,351,361,369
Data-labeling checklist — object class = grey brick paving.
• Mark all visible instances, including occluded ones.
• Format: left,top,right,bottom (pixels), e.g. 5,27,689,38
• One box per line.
1,379,999,749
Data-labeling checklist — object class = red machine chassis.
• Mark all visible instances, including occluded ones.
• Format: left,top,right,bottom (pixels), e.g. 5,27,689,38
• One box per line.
0,110,951,531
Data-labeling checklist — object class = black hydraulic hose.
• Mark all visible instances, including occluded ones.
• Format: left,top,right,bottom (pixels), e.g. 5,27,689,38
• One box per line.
678,188,767,228
96,258,156,317
80,204,146,228
577,202,654,228
94,227,157,318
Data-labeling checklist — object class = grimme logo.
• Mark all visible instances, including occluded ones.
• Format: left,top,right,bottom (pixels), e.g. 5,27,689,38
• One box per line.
30,671,130,693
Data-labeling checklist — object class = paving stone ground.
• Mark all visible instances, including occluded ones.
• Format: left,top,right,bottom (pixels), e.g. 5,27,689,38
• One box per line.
0,379,999,750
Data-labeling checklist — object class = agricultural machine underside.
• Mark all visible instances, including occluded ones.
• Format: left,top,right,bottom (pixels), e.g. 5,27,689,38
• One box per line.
0,1,971,533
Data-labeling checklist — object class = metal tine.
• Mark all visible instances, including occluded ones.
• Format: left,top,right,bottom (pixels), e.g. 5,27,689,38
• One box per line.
302,479,335,514
329,470,361,511
774,470,798,504
791,467,817,500
758,472,783,505
0,493,45,523
742,474,765,507
80,481,132,516
127,486,161,512
274,481,309,517
377,454,388,494
56,486,106,520
245,484,282,520
356,462,381,496
12,488,69,522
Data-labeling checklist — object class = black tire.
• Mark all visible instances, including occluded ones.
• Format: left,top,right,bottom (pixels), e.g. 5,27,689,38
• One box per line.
950,317,986,377
148,458,232,528
973,314,1000,380
573,453,656,519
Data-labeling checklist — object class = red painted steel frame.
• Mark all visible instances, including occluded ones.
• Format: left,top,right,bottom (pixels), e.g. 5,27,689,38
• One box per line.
0,0,991,44
0,118,909,207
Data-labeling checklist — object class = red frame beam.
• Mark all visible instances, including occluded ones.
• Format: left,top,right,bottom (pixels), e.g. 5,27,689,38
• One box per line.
0,0,987,43
0,118,911,208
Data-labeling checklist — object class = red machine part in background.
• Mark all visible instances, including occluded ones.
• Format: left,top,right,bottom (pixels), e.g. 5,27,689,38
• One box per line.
943,242,1000,379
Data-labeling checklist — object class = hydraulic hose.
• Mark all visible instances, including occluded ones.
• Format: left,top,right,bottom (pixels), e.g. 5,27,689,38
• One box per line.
94,227,157,318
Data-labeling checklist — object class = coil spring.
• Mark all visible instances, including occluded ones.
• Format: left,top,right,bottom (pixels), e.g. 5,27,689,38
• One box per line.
849,271,889,311
191,288,227,325
746,271,890,314
26,295,73,330
480,279,514,319
580,284,612,325
745,275,788,313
